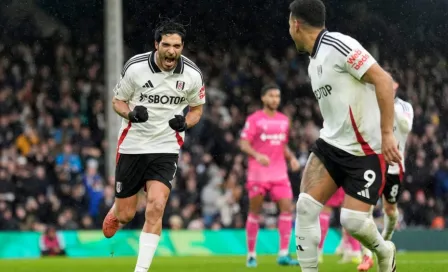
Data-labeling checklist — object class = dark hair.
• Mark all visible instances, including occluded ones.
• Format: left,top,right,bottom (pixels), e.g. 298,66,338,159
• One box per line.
289,0,326,28
154,18,186,43
261,84,280,96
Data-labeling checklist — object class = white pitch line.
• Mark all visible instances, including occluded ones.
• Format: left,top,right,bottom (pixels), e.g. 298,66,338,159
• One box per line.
398,260,448,264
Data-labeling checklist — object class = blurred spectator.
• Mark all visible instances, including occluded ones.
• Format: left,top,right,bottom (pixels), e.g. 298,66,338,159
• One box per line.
39,226,66,256
0,3,447,232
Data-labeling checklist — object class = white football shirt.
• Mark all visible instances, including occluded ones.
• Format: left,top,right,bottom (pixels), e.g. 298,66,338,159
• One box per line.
388,97,413,175
308,30,381,156
113,51,206,154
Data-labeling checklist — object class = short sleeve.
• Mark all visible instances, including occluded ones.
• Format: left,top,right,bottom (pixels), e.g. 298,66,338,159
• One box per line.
395,102,414,133
240,117,256,142
113,71,135,101
187,73,206,107
342,38,377,80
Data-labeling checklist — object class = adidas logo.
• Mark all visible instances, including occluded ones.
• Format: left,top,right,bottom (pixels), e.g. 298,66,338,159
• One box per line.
142,80,154,88
357,189,370,199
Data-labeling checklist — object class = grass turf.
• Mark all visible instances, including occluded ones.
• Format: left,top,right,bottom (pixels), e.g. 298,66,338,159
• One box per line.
1,252,448,272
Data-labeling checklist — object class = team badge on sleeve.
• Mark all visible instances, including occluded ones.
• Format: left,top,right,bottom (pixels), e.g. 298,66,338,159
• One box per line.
176,81,185,91
199,85,205,99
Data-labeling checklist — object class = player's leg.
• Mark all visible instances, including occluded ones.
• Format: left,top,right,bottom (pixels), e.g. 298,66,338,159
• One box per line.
134,180,170,272
359,174,401,271
103,154,144,238
245,181,267,267
338,232,362,264
134,154,177,272
272,181,299,266
340,155,396,272
317,205,332,263
295,153,339,272
334,228,348,257
381,174,401,240
103,196,138,237
318,187,343,262
358,206,374,271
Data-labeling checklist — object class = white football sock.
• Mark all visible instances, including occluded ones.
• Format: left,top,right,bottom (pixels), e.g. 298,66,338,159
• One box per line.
361,206,374,258
382,208,398,240
295,193,323,272
340,208,389,259
134,232,160,272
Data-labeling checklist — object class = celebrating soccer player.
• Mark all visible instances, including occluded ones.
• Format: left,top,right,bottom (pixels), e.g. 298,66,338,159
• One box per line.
358,71,414,271
239,85,301,267
288,0,401,271
102,19,205,272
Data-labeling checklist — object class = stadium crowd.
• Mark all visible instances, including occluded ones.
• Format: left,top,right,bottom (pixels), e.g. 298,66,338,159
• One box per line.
0,12,447,232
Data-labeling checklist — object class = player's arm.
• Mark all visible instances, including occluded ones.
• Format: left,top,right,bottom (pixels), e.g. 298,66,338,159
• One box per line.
239,139,259,158
284,145,300,172
239,139,269,166
342,39,401,164
112,69,148,123
169,74,206,132
363,65,401,163
112,97,131,119
239,118,269,166
185,105,203,128
362,64,395,136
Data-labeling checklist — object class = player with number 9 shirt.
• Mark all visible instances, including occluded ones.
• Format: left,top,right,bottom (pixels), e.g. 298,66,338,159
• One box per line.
287,0,401,271
358,70,414,271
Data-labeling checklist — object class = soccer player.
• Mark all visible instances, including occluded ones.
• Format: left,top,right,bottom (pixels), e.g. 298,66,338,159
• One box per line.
318,188,362,264
102,20,205,272
239,85,301,267
358,71,414,271
288,1,402,271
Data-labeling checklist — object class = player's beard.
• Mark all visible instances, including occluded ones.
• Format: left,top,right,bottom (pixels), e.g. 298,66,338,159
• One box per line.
295,42,307,55
266,104,278,112
158,51,179,71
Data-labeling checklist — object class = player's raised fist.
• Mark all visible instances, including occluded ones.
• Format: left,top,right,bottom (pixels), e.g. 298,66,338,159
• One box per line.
128,105,149,123
169,115,187,132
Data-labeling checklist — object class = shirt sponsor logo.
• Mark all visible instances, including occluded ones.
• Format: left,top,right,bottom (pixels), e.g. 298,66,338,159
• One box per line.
347,49,371,70
313,85,332,100
139,94,186,104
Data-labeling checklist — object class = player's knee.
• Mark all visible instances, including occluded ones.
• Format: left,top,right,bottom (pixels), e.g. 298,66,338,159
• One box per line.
340,208,369,235
145,197,166,223
296,193,322,227
116,209,135,224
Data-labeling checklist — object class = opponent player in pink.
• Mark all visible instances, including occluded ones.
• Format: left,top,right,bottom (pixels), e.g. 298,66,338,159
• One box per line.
239,84,301,267
318,188,362,264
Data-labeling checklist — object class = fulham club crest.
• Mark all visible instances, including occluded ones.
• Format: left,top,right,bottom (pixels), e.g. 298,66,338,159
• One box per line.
317,65,323,77
176,81,185,91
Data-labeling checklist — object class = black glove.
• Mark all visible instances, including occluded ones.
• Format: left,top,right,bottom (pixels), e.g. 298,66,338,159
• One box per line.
169,115,187,132
128,105,148,123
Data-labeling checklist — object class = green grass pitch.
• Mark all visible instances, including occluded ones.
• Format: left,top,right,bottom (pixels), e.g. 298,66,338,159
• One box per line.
1,253,448,272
